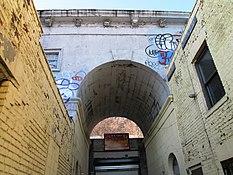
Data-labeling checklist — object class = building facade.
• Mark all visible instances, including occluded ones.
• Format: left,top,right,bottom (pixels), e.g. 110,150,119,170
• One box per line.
0,1,89,175
166,0,233,174
38,9,189,124
0,0,233,175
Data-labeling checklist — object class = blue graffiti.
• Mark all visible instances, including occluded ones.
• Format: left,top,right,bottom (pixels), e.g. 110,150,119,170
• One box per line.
158,50,174,65
56,78,79,91
145,33,178,60
145,33,180,81
145,60,164,70
56,78,79,103
61,93,70,103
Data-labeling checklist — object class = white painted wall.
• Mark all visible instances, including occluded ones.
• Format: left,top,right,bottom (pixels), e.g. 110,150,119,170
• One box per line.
39,10,189,175
40,19,186,108
144,97,186,175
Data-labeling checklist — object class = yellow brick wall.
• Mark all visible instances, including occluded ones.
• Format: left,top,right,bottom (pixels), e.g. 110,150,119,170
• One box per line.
0,0,89,175
72,101,90,175
168,0,233,174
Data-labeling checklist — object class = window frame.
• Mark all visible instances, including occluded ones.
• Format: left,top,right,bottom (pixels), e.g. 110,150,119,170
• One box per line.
194,44,225,109
168,153,181,175
221,157,233,175
44,49,62,72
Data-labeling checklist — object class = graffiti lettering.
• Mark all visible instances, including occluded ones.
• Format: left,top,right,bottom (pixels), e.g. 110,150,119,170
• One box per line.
55,70,87,103
72,76,83,81
61,93,70,103
145,44,158,58
154,33,178,51
144,32,180,81
56,78,79,91
56,78,79,103
158,50,174,65
71,71,86,81
145,60,160,70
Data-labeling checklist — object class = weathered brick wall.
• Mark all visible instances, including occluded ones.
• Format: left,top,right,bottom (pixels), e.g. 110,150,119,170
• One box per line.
0,1,89,175
168,0,233,174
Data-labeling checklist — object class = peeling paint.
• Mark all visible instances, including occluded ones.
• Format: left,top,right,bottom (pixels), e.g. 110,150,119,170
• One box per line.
0,33,16,62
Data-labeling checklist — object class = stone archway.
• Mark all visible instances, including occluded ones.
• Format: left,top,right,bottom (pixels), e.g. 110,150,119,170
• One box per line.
78,60,170,135
90,116,144,139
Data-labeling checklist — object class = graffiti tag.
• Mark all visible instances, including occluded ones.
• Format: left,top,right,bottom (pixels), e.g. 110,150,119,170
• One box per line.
154,33,178,51
56,78,79,103
158,50,174,65
145,44,158,58
71,71,86,81
145,60,160,70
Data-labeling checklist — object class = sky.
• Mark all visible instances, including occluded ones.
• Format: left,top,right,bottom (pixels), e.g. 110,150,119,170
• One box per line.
33,0,196,12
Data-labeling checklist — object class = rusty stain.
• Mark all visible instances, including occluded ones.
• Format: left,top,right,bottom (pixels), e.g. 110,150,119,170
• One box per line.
0,33,16,62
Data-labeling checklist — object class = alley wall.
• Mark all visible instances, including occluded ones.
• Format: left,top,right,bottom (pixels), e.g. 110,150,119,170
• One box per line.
0,1,89,175
144,96,186,175
144,0,233,174
167,0,233,174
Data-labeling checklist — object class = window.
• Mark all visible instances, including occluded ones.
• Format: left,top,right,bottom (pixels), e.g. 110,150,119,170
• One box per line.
188,164,204,175
75,161,79,175
173,157,180,175
44,49,62,71
191,167,204,175
195,45,225,109
221,157,233,175
168,154,180,175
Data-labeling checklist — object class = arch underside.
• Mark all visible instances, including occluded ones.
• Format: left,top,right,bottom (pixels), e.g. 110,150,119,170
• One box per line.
78,60,170,135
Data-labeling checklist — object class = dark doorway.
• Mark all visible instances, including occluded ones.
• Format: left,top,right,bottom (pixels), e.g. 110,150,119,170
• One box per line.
221,157,233,175
89,138,148,175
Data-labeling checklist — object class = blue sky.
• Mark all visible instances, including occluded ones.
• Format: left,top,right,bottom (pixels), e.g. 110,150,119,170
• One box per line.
33,0,196,12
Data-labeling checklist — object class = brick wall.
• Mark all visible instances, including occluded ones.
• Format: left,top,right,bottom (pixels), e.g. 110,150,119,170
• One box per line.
0,1,89,175
168,0,233,174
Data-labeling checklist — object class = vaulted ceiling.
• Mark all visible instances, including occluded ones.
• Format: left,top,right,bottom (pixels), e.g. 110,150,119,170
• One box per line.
78,60,170,135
